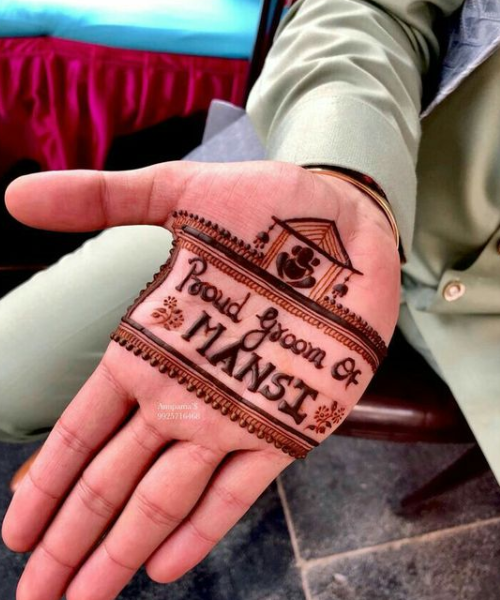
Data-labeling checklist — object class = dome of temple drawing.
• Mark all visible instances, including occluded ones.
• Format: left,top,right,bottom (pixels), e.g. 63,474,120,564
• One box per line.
258,217,361,302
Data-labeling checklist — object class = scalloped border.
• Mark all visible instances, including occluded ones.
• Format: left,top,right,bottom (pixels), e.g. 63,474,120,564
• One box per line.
111,324,311,459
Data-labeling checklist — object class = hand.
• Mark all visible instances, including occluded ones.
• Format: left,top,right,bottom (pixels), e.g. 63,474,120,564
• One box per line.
2,160,400,600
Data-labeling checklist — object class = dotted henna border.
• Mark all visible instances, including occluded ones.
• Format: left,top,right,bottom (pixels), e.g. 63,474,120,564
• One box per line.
172,211,264,262
111,324,311,459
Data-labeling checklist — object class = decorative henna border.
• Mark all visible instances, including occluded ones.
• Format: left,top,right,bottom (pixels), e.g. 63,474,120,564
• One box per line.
111,322,315,459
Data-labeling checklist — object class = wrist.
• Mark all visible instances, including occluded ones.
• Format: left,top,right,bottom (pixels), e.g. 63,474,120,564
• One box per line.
304,166,402,259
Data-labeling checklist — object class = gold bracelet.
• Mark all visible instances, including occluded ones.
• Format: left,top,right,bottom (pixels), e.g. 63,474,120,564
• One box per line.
306,167,400,251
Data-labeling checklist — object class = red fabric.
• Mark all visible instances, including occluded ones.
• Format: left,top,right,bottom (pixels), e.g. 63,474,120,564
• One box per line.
0,37,249,174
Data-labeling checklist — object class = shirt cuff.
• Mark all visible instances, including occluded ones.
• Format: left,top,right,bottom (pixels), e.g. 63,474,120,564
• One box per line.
262,93,417,255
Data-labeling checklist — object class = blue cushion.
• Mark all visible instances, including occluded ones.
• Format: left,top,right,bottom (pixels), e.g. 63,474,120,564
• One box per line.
0,0,263,58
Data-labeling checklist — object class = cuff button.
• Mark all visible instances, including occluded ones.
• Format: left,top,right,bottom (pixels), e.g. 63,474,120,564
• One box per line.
443,280,465,302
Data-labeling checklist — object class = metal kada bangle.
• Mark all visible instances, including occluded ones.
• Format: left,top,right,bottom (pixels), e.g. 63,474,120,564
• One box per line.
306,167,401,252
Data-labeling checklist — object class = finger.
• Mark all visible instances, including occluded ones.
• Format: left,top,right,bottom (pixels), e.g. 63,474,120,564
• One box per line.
146,449,293,583
66,440,225,600
15,411,170,600
2,359,135,552
5,162,197,231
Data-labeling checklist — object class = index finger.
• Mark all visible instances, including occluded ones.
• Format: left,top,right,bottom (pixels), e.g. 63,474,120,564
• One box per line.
1,359,135,552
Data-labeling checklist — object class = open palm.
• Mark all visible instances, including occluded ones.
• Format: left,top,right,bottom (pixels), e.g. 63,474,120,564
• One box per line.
2,160,400,600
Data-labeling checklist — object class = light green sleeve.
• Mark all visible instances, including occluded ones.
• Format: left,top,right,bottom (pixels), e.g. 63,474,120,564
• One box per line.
246,0,463,254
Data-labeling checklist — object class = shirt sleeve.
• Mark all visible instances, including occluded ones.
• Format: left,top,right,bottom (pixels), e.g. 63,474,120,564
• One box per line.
246,0,464,254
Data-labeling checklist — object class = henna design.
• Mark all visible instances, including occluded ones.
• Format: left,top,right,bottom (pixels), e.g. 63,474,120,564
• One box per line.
332,280,350,299
257,307,326,369
177,232,383,371
305,400,346,434
151,296,184,330
258,217,360,302
130,212,386,364
111,211,386,459
331,358,361,388
276,246,321,289
181,309,318,426
111,323,315,459
175,256,250,323
254,230,269,249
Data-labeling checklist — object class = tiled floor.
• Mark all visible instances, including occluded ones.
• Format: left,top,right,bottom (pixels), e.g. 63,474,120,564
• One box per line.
1,435,500,600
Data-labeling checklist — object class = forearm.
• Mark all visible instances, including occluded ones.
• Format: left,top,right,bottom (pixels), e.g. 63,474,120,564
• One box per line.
247,0,464,254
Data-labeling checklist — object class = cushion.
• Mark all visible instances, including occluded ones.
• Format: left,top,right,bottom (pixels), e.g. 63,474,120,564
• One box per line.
0,0,262,58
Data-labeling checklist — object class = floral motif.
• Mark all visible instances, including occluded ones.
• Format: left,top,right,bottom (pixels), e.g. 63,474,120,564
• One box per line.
305,400,345,434
151,296,184,330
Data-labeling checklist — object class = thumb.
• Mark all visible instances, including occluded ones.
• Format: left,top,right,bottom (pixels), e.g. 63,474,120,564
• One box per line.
4,161,200,232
